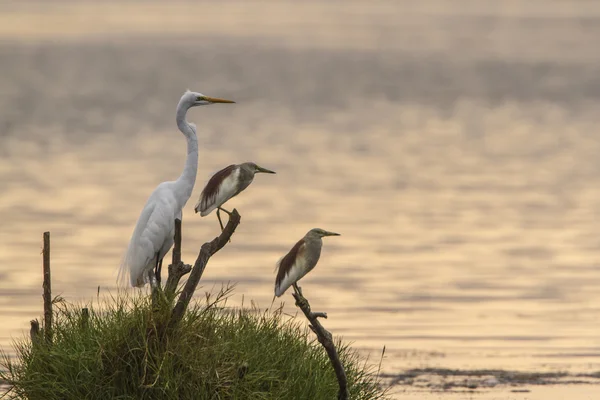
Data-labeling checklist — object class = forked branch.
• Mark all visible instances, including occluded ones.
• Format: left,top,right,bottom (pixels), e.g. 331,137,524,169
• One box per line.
292,284,348,400
165,219,192,297
169,209,241,326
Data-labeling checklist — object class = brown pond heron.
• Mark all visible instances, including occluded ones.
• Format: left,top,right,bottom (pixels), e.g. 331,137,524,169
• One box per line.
194,162,276,230
274,228,340,297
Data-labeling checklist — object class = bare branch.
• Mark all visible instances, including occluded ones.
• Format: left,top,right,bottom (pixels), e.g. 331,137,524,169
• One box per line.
172,218,182,264
165,263,192,297
165,219,192,297
81,308,90,330
30,319,40,345
169,209,241,327
42,232,52,344
292,285,348,400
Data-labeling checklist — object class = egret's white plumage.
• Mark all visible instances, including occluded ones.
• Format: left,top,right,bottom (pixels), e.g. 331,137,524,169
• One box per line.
119,91,234,288
274,228,340,297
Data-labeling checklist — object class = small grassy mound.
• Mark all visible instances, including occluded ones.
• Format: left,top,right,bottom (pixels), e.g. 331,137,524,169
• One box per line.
1,289,387,399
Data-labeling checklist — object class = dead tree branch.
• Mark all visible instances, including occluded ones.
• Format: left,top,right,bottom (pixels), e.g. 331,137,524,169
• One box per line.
292,284,348,400
81,308,90,329
169,209,241,327
42,232,52,344
30,319,40,345
165,219,192,298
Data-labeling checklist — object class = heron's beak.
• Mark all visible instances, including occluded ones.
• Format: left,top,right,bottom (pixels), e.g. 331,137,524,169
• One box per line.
205,96,236,104
323,231,341,237
256,166,276,174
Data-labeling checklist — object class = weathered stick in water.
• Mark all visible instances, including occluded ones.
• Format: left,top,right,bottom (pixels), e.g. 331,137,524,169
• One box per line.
165,219,192,297
81,308,90,329
292,284,348,400
29,319,40,344
170,209,241,327
42,232,52,344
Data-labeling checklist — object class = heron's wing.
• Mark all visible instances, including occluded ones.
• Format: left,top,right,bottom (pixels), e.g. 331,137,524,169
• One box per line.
195,164,239,216
119,183,177,287
274,239,308,297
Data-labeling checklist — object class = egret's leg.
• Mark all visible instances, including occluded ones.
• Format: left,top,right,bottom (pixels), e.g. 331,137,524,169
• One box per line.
152,252,162,287
147,268,158,290
216,209,225,232
148,268,165,309
155,258,163,286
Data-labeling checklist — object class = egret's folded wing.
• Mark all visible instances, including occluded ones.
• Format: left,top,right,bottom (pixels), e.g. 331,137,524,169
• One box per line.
119,184,178,288
119,200,157,288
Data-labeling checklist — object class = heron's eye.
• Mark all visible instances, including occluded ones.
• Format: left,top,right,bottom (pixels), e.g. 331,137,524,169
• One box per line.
197,96,205,101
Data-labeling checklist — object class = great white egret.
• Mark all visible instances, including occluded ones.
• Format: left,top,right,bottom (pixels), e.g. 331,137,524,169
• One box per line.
274,228,340,297
194,162,275,231
119,90,235,288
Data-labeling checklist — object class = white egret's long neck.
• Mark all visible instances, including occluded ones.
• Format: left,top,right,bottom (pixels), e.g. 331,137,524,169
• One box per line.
175,104,199,208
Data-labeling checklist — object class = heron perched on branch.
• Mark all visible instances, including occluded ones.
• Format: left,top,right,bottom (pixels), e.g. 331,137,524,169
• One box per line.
119,90,235,288
194,162,275,231
274,228,340,297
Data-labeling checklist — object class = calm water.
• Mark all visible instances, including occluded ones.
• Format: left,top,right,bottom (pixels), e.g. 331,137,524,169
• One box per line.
1,1,600,398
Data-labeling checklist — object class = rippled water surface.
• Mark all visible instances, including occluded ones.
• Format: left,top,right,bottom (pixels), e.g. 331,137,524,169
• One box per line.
1,1,599,398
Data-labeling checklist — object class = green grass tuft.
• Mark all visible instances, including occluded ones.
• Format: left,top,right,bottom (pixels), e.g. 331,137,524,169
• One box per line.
1,287,387,399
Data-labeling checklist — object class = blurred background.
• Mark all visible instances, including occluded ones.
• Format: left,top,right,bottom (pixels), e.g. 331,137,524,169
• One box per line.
1,0,599,391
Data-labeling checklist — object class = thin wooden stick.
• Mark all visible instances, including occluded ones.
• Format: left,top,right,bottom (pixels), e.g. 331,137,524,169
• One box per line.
169,209,241,327
42,232,52,344
292,284,348,400
30,319,40,344
172,218,182,264
81,308,90,329
165,219,192,297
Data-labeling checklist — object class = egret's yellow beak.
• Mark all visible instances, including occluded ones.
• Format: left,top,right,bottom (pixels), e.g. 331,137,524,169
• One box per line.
205,96,235,104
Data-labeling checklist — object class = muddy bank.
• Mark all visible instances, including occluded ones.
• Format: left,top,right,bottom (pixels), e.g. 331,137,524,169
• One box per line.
382,367,600,392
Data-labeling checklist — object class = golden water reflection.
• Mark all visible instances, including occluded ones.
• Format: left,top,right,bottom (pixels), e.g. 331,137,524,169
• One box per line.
0,2,599,398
